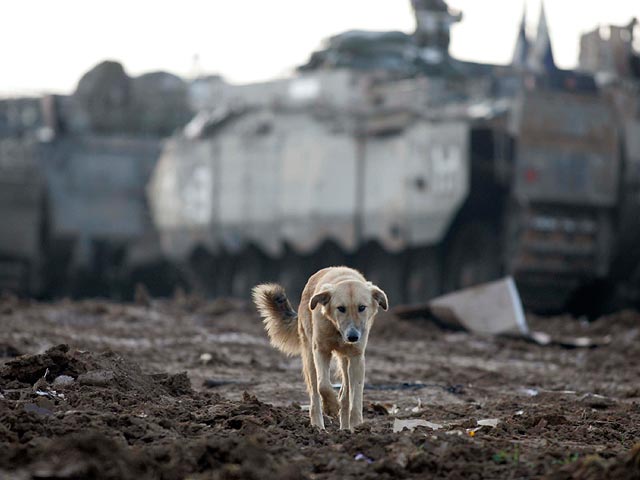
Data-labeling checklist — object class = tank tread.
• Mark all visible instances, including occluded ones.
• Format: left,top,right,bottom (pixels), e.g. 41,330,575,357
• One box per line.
511,209,600,276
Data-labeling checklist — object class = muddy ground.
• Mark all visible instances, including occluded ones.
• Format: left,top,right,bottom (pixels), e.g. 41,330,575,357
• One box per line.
1,292,639,479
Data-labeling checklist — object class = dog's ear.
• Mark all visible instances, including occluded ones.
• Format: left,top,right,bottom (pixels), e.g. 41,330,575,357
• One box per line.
370,284,388,310
309,284,334,310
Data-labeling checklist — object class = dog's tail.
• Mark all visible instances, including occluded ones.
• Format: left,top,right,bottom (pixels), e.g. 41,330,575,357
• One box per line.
252,283,300,356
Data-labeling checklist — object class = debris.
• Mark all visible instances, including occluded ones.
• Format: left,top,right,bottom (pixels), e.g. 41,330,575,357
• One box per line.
521,388,539,397
42,389,64,400
200,353,213,364
393,419,443,433
530,331,611,348
396,277,529,336
477,418,499,428
354,453,374,464
395,278,611,349
467,418,499,436
410,398,422,413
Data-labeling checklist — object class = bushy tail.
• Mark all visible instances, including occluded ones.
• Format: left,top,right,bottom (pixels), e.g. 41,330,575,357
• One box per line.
252,283,300,356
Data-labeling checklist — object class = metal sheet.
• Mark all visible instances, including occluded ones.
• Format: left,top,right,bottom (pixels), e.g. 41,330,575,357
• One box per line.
362,121,469,252
40,136,161,240
279,114,357,254
513,91,619,206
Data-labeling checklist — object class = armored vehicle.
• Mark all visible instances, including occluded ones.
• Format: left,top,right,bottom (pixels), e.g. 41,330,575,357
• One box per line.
0,61,193,297
0,138,46,292
146,0,635,310
147,63,622,310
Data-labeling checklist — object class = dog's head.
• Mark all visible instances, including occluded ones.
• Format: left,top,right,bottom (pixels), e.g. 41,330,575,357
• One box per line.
309,280,388,344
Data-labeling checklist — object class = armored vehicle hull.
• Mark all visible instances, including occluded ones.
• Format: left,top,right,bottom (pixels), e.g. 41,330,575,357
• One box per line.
148,70,620,310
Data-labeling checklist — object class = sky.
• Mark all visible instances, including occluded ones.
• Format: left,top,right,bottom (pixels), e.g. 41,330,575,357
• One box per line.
0,0,638,96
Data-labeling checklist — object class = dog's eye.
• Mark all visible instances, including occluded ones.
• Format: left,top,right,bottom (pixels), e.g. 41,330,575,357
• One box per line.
358,305,366,312
337,306,346,313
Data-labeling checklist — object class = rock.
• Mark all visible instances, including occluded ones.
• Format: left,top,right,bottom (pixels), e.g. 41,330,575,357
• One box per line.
78,370,114,387
580,393,615,409
53,375,75,387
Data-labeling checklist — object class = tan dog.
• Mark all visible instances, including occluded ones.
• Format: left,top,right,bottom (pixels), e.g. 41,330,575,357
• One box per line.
252,266,388,430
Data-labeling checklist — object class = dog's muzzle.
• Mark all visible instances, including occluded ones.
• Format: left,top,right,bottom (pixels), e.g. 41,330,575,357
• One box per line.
345,327,361,343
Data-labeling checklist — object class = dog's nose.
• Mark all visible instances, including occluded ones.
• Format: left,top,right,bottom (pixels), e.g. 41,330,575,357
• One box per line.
346,328,360,343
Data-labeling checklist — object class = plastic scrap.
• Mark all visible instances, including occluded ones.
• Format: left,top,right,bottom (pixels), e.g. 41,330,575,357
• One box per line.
466,418,499,436
393,419,443,433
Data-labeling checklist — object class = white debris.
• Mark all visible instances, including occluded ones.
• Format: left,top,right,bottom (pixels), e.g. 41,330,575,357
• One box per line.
521,388,539,397
200,353,213,364
393,419,443,433
477,418,499,428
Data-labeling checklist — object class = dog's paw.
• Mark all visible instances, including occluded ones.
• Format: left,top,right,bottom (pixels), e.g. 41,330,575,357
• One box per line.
321,393,340,418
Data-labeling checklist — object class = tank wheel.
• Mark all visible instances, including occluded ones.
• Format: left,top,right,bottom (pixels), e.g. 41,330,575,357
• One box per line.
405,247,441,304
443,222,501,293
355,244,405,306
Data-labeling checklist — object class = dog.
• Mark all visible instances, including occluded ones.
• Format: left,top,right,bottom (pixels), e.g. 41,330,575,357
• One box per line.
252,266,388,430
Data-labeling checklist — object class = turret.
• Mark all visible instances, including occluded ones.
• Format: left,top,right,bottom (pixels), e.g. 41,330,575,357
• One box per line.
410,0,462,62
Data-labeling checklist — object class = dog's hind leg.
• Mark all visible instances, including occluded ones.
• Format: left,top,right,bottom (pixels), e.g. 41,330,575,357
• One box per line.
314,347,339,419
301,339,324,429
348,354,365,428
338,355,350,430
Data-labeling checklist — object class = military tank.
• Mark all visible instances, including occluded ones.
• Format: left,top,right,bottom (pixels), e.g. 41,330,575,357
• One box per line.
147,0,627,310
0,61,193,298
148,69,620,310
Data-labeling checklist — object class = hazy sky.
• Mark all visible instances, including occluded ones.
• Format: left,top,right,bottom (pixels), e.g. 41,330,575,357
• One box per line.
1,0,638,96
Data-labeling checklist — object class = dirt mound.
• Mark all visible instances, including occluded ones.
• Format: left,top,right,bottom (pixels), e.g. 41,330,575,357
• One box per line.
0,344,192,398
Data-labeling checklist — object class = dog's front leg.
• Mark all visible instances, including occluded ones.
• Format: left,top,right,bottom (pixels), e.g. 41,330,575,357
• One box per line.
314,346,339,419
302,340,324,429
338,355,350,430
348,354,365,428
